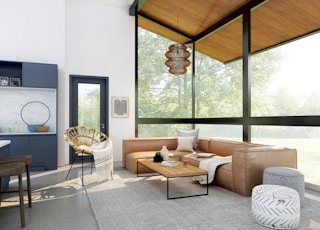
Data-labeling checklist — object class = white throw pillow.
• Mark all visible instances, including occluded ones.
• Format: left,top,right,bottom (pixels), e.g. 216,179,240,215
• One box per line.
91,141,107,150
176,136,195,152
177,128,199,149
77,145,93,152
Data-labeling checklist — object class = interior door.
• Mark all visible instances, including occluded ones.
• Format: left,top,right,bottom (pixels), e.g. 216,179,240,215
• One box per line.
69,75,109,163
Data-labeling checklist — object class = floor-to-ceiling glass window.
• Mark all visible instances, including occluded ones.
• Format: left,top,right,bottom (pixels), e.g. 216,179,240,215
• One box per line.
137,16,320,188
137,28,193,136
251,33,320,186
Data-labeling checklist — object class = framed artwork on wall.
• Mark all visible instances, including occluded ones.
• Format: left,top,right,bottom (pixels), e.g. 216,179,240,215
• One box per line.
9,78,21,87
112,96,129,118
0,76,9,86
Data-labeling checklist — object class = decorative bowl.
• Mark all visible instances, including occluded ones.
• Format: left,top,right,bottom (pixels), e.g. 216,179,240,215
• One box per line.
27,124,44,132
36,126,49,132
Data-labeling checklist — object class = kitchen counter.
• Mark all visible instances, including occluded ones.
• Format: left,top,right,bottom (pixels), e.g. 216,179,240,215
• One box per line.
0,140,11,148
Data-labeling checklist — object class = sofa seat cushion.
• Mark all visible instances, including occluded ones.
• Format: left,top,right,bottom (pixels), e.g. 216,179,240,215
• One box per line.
169,150,196,158
181,153,218,167
126,150,191,174
182,153,234,191
126,151,157,174
215,163,234,192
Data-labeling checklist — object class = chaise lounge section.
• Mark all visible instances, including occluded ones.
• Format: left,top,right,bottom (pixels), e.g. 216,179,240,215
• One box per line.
122,137,297,196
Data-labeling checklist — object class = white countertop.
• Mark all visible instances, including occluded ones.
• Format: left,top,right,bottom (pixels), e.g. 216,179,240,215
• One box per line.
0,140,11,148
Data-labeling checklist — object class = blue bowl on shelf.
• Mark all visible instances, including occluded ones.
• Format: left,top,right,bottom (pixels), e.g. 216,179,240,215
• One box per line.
27,124,44,132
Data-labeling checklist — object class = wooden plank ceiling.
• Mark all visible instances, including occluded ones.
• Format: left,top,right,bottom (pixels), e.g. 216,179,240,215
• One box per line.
137,0,320,63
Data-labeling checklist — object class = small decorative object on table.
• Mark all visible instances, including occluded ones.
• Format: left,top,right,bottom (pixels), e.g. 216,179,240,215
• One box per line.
160,145,169,160
153,152,163,162
183,160,188,167
161,161,179,167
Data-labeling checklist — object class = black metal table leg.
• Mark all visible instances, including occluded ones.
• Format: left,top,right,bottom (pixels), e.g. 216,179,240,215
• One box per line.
167,178,169,200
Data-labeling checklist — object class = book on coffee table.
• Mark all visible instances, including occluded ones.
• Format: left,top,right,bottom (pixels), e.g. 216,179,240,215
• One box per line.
161,161,179,167
197,153,216,158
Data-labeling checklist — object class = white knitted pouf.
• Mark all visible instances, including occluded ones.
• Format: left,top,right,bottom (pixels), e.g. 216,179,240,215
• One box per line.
263,167,305,207
252,184,300,229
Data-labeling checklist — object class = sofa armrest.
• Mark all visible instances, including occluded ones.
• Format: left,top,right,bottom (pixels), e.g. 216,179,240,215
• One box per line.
122,137,178,167
232,146,297,196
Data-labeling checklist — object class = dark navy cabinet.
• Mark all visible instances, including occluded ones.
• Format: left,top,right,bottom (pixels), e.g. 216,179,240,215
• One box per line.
23,63,58,88
0,143,10,191
29,135,57,170
0,135,56,171
0,60,57,171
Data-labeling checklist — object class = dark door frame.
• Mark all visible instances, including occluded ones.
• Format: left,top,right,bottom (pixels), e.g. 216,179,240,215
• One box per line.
68,74,109,163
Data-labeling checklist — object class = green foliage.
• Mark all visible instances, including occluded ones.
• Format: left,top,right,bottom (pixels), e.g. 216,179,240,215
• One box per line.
78,87,100,130
138,28,282,120
138,28,192,118
137,27,319,137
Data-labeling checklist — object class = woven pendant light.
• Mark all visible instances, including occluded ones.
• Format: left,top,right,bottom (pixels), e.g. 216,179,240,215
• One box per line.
165,43,191,75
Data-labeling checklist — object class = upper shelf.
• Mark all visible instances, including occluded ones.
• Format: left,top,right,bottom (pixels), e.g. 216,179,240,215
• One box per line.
0,60,57,88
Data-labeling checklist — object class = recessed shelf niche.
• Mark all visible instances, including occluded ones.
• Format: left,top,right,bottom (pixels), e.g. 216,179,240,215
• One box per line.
0,86,56,134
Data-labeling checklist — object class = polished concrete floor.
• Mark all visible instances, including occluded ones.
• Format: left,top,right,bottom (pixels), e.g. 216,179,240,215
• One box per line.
1,162,320,229
0,163,100,230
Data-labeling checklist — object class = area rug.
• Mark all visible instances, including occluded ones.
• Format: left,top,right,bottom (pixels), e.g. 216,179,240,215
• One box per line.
84,165,320,230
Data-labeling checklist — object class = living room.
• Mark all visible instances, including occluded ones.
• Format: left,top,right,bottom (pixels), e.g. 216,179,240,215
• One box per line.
1,0,320,229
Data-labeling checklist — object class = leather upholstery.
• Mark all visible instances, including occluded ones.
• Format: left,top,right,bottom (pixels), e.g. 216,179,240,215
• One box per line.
122,138,297,196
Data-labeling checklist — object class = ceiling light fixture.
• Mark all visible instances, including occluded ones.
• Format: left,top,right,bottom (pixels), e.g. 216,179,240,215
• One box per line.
165,43,191,75
165,4,190,75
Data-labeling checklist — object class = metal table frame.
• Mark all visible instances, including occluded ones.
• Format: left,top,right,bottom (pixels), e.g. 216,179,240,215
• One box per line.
137,160,209,200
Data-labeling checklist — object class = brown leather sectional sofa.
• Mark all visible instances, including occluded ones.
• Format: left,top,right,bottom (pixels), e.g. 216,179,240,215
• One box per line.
122,137,297,196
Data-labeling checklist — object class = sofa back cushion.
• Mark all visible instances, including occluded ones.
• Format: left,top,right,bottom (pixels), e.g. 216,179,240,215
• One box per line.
208,139,262,156
123,137,178,153
197,138,210,152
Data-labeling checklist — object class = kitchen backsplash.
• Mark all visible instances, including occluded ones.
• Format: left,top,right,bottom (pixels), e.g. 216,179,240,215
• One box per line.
0,87,56,133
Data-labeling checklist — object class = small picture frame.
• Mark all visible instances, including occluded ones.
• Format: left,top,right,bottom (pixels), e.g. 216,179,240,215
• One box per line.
9,78,21,87
112,96,129,118
0,76,9,86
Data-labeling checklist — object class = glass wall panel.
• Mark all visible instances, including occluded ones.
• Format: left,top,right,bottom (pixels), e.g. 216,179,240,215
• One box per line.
252,126,320,185
78,83,100,130
138,124,243,141
138,124,193,137
195,52,242,118
196,124,242,141
138,28,192,118
252,32,320,116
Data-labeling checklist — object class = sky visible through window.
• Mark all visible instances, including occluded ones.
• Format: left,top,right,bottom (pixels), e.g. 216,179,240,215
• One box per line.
272,32,320,93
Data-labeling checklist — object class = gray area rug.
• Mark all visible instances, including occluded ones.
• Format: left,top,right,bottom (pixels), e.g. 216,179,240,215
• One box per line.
84,165,320,230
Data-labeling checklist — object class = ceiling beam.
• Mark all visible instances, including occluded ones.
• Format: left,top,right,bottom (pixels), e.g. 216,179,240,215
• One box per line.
130,0,148,16
129,0,137,16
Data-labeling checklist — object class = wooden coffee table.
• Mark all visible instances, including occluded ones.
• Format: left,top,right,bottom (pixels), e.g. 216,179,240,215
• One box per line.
137,159,208,199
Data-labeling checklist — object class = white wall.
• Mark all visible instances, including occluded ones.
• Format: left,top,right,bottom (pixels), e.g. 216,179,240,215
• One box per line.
65,0,135,162
0,0,135,165
0,0,65,65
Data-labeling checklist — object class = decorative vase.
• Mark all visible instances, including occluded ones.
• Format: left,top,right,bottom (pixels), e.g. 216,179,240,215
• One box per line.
160,145,169,160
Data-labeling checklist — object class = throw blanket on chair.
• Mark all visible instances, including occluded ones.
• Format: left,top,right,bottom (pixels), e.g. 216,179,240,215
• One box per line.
93,141,113,182
193,156,232,184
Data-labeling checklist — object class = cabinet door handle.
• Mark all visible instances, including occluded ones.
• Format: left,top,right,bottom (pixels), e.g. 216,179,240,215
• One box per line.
100,124,105,129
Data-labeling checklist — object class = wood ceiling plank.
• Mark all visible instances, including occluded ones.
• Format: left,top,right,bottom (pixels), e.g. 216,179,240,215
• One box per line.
138,0,320,63
140,0,249,37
